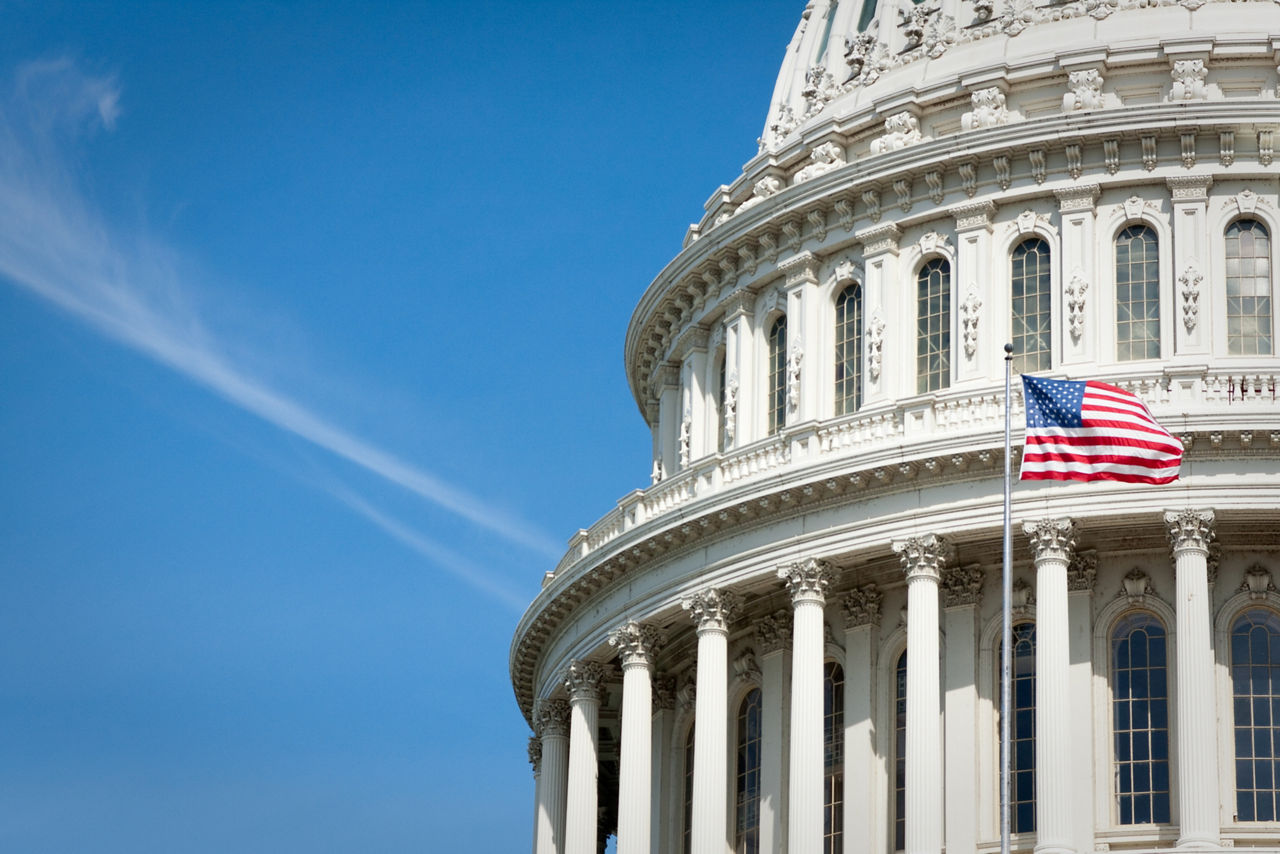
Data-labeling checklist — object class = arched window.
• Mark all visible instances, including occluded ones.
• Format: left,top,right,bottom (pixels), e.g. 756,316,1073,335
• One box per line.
768,316,787,435
736,689,762,854
683,724,695,854
825,662,845,853
856,0,879,29
894,650,907,850
717,352,728,452
1226,219,1273,355
1231,608,1280,821
1115,225,1161,361
917,259,951,393
1112,611,1171,824
1011,238,1052,373
835,283,863,415
998,622,1037,833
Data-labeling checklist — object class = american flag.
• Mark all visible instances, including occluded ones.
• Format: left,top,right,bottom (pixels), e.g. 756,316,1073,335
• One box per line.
1020,375,1183,484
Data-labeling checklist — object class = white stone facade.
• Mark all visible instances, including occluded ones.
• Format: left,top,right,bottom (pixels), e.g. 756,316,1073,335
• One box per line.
513,1,1280,852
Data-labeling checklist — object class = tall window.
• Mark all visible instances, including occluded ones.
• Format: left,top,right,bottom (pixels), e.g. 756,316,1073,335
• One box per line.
1115,225,1161,361
683,724,695,854
768,316,787,435
998,622,1037,833
1231,608,1280,821
835,283,863,414
736,690,762,854
1012,238,1052,373
717,352,728,452
917,259,951,393
1226,219,1273,355
1112,612,1171,824
894,650,907,850
824,662,845,854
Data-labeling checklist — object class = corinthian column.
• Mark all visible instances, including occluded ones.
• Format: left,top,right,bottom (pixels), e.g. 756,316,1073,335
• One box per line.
608,621,665,854
1024,518,1077,854
893,534,952,854
529,736,542,854
682,587,740,854
1165,509,1220,848
563,660,606,854
842,584,883,854
535,699,571,854
755,611,793,854
779,558,835,854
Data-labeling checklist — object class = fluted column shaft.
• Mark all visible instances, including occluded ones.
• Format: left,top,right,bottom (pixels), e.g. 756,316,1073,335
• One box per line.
756,611,793,854
536,700,571,854
1167,509,1220,848
609,622,665,854
683,588,740,854
780,559,834,854
894,535,950,854
529,737,543,854
1025,519,1077,854
564,661,605,854
842,584,883,854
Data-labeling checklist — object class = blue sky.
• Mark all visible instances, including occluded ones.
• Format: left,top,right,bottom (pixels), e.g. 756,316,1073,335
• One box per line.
0,2,799,851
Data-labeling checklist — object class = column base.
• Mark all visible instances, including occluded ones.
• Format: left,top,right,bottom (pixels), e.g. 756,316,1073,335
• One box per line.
1175,834,1221,850
1034,842,1075,854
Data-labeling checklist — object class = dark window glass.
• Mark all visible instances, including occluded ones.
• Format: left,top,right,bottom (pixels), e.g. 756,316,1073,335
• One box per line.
824,662,845,853
1226,219,1273,355
735,689,762,854
768,316,787,435
894,651,907,850
916,259,951,392
1233,608,1280,822
1011,238,1052,373
1113,612,1171,824
1115,225,1160,360
835,283,863,414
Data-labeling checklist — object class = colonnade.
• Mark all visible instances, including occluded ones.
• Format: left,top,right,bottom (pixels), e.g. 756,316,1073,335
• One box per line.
526,510,1219,854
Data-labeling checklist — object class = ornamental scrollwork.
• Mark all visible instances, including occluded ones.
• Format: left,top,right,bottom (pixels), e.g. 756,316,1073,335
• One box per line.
1170,59,1208,101
778,557,835,604
534,698,571,738
1165,508,1215,554
941,564,984,607
1065,273,1089,341
1024,518,1078,563
682,587,741,633
607,621,666,668
893,533,954,582
755,609,794,654
563,659,606,702
961,286,983,357
868,310,886,381
1062,69,1105,112
1068,550,1098,592
961,86,1010,131
842,583,883,627
1179,266,1203,332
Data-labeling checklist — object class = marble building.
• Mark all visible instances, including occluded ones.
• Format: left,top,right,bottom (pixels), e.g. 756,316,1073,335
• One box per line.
511,1,1280,852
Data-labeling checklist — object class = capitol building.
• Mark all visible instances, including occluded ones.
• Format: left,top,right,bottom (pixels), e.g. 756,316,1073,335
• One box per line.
510,1,1280,852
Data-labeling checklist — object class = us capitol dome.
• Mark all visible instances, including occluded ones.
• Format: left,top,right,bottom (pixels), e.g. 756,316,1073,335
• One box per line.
510,1,1280,852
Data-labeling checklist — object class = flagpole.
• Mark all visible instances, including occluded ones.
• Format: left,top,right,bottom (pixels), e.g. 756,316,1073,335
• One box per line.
1001,343,1014,854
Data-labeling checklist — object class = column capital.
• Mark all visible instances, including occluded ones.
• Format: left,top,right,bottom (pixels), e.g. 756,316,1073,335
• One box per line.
1024,518,1078,563
682,587,741,634
842,583,883,627
778,557,835,605
755,609,794,654
1067,549,1098,592
941,564,984,608
528,735,543,773
893,533,954,582
563,659,607,703
535,698,571,738
608,621,666,669
1166,508,1215,554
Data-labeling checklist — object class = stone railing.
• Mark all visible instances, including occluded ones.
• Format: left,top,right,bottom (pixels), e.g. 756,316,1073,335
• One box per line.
546,368,1279,583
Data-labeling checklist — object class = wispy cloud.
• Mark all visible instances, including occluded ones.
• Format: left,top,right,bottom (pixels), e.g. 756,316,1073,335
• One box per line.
0,59,561,578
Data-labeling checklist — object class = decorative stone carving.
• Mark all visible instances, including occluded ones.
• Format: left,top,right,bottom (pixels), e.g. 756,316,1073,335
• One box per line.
843,32,883,86
1121,568,1152,605
893,533,954,582
534,698,571,738
961,86,1009,131
1234,189,1259,216
1029,149,1047,184
755,610,794,654
899,3,939,50
925,170,944,204
941,564,984,607
782,220,802,252
1181,132,1197,169
807,209,828,243
1062,69,1104,112
835,259,861,286
786,345,803,414
973,0,995,21
842,583,883,627
801,65,840,117
1170,59,1208,101
1220,131,1235,167
1260,130,1274,166
1179,266,1202,332
651,458,664,485
778,557,835,603
1104,138,1120,174
1067,549,1099,592
1065,273,1089,341
953,200,996,231
1242,565,1276,601
894,178,913,212
1165,508,1215,553
760,104,799,153
737,175,784,214
677,674,697,713
653,675,677,712
795,141,847,183
1011,577,1034,614
1024,518,1077,562
1141,135,1158,171
528,736,542,772
682,587,741,632
993,155,1012,190
871,111,923,155
678,407,692,468
868,310,886,380
862,188,882,223
563,659,606,702
723,371,738,445
834,199,855,231
961,286,982,357
608,621,666,667
917,231,950,256
1065,143,1083,179
958,162,978,198
733,648,762,685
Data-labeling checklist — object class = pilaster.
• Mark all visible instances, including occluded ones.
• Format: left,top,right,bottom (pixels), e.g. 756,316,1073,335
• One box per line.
842,584,883,854
756,610,794,854
1167,177,1213,357
1066,550,1097,854
941,564,983,854
951,201,996,382
722,292,755,451
1055,185,1100,366
857,223,901,407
